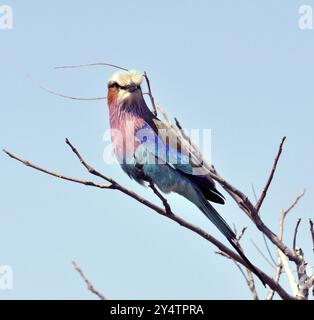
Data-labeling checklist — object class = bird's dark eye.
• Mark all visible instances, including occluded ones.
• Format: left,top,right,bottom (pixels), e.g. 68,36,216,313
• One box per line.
108,82,120,89
108,82,140,91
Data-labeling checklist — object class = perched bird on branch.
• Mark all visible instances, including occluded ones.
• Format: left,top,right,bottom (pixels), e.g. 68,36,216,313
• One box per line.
107,69,265,285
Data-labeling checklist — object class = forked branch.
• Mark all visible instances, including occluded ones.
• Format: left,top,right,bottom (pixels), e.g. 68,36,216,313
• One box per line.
2,143,293,300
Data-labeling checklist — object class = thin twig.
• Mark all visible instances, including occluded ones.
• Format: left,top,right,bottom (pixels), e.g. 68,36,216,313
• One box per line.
2,149,111,189
237,227,247,243
255,137,286,213
147,181,172,215
156,102,174,128
72,261,106,300
143,72,157,116
279,190,305,246
293,218,301,252
250,239,276,269
246,269,259,300
278,250,299,296
174,117,193,144
309,219,314,255
236,225,259,300
251,184,258,203
251,184,277,266
233,223,237,236
283,191,306,217
55,62,128,71
27,74,106,101
267,213,285,301
276,194,305,297
267,192,305,299
266,263,283,300
261,234,277,267
65,138,115,185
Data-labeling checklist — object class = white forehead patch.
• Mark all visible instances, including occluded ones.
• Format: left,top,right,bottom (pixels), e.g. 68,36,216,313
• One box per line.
108,69,143,87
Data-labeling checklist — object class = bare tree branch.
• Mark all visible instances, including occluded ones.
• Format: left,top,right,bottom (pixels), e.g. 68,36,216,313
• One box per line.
293,218,301,252
250,239,276,269
278,189,305,243
261,234,277,267
266,263,283,300
174,117,194,146
2,145,294,300
275,193,305,298
267,240,284,299
2,149,111,189
279,193,309,299
55,62,128,71
310,219,314,255
251,184,277,267
65,138,115,185
147,181,172,215
29,62,130,102
267,191,305,300
156,102,175,129
27,74,106,101
143,72,157,116
174,117,183,130
283,191,306,218
209,164,303,266
72,261,106,300
278,249,298,296
255,137,286,213
246,268,259,300
237,227,247,243
266,206,287,301
294,248,309,300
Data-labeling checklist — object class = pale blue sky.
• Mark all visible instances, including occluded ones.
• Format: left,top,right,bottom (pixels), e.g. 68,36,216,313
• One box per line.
1,0,313,299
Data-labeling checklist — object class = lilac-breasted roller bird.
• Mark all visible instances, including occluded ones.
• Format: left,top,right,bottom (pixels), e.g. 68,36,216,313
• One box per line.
107,69,264,285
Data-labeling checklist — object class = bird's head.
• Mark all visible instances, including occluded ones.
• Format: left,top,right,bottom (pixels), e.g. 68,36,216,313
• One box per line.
107,70,144,107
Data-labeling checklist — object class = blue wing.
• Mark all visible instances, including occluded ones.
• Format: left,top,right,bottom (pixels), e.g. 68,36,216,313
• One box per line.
134,120,225,204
